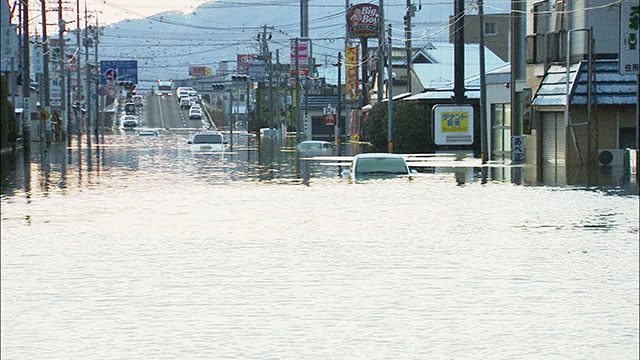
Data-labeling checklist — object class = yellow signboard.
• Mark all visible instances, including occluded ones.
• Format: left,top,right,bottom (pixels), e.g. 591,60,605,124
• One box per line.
345,45,359,103
440,111,469,132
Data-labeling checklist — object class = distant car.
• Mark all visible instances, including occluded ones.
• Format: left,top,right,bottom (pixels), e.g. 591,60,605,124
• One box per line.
179,97,191,109
188,131,225,152
296,140,335,155
188,108,202,120
188,91,198,104
138,129,159,137
132,95,144,106
121,115,138,129
124,102,136,115
343,153,416,181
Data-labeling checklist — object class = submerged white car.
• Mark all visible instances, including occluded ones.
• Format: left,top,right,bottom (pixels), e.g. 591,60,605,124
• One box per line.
343,153,416,181
188,131,225,152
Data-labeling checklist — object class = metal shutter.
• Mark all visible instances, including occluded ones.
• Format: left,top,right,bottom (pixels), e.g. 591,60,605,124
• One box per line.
541,112,565,165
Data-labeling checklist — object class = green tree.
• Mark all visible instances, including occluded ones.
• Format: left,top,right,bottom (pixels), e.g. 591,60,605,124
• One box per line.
362,101,433,153
0,75,18,149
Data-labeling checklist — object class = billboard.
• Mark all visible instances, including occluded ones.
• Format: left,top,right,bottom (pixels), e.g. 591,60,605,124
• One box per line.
619,1,639,75
346,4,379,38
290,38,310,76
432,104,474,145
100,60,138,84
345,45,359,104
189,66,211,77
237,54,256,75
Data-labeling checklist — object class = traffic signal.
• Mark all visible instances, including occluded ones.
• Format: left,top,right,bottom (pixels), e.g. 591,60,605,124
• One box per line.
232,75,248,82
212,83,225,89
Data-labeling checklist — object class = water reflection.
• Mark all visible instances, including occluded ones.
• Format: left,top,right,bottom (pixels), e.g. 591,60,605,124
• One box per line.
1,132,638,197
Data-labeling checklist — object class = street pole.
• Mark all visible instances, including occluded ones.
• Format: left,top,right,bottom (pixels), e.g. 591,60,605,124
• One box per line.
94,17,100,141
295,37,301,142
387,24,393,153
229,86,234,149
84,4,91,144
22,0,31,150
336,52,342,146
405,0,412,94
75,0,82,138
453,0,465,103
58,0,68,141
478,0,488,163
377,0,384,103
41,0,51,145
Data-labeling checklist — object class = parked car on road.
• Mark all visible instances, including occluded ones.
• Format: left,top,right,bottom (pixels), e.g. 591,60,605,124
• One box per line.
188,108,202,120
121,115,138,129
343,153,416,181
188,131,225,152
132,95,144,106
180,97,191,109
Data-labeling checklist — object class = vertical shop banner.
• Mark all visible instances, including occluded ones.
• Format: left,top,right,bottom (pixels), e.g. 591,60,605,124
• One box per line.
345,45,359,104
290,38,310,76
619,1,639,74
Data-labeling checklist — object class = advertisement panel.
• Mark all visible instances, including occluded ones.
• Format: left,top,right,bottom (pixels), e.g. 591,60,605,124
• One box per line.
290,38,310,76
619,1,639,75
345,45,359,104
189,66,211,77
100,60,138,84
433,104,474,145
237,54,255,75
346,4,379,38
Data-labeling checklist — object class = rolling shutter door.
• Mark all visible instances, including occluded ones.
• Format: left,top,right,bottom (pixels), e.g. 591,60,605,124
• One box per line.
541,112,565,165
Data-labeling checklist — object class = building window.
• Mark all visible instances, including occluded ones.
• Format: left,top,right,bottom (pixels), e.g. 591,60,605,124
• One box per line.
484,22,497,35
491,103,511,159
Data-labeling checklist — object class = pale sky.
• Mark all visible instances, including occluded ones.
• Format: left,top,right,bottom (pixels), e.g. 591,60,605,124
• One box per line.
85,0,211,26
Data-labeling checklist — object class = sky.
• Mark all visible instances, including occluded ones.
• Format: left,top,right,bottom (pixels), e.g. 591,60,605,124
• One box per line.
84,0,211,26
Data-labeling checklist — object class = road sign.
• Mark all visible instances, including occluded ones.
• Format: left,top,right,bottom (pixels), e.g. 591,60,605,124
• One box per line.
100,60,138,84
323,104,337,126
98,87,107,96
107,87,116,97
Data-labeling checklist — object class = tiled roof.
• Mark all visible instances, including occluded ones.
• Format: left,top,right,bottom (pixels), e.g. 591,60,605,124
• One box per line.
532,60,636,107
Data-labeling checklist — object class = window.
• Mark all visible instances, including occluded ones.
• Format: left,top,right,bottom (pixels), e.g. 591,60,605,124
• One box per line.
484,22,497,35
491,104,511,159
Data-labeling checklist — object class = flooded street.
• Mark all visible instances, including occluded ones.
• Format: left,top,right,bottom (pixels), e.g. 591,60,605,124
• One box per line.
1,133,639,359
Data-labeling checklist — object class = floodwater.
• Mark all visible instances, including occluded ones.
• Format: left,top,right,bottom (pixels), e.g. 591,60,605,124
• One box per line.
1,132,639,360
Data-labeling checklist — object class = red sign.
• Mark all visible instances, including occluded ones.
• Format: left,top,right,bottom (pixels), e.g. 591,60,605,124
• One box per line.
189,66,211,77
346,4,379,38
290,68,308,77
322,113,336,126
237,54,255,75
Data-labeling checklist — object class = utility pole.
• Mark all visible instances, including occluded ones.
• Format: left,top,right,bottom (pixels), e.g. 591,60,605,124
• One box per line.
336,52,342,145
404,0,413,94
510,0,525,136
275,48,281,133
75,0,81,137
453,0,465,103
387,24,393,153
58,0,67,141
41,0,50,110
295,37,301,142
478,0,488,162
94,15,100,141
377,0,384,103
22,0,31,150
84,3,91,143
300,0,308,37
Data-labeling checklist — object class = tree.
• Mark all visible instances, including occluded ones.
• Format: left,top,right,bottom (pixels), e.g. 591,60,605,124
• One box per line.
362,101,433,153
0,75,18,149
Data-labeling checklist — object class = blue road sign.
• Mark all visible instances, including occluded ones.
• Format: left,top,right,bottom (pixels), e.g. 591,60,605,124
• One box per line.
100,60,138,84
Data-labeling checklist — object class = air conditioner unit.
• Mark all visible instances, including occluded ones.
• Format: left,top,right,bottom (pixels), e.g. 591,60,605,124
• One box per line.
598,149,624,167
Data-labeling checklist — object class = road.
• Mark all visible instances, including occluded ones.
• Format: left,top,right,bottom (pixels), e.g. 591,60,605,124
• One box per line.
143,94,208,130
